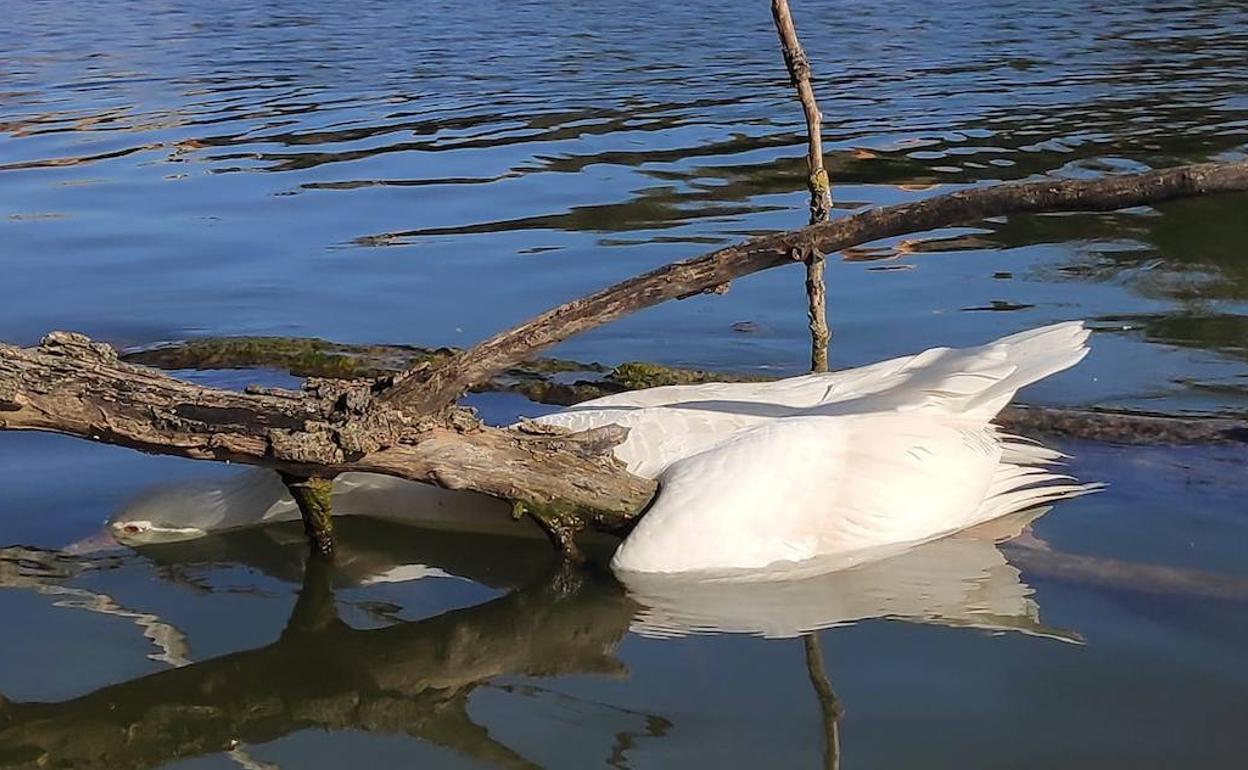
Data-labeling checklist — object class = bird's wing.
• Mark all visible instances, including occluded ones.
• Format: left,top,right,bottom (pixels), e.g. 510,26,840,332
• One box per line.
808,321,1090,418
613,412,1004,574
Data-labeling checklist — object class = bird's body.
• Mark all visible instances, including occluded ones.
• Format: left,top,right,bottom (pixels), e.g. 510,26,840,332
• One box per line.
536,321,1097,575
104,322,1097,579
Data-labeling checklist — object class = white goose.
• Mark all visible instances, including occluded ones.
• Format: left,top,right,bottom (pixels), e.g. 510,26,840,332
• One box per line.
99,322,1097,577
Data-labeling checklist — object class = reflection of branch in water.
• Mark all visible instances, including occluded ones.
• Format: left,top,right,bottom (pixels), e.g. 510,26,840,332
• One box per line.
40,586,191,668
606,714,672,770
490,681,672,770
0,547,190,667
802,635,842,770
0,558,640,770
1003,541,1248,601
0,547,281,768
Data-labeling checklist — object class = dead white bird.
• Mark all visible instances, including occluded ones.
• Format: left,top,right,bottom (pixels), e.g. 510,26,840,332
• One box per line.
536,321,1099,575
101,322,1098,578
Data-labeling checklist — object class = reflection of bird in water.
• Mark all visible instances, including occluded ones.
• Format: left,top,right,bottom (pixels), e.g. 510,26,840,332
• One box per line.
623,508,1080,642
98,323,1098,579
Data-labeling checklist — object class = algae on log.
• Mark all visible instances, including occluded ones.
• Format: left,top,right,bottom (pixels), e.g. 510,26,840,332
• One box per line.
122,336,603,386
279,474,336,556
122,335,1248,446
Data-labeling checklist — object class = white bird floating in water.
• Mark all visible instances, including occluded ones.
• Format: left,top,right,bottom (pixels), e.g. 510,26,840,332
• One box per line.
103,321,1099,578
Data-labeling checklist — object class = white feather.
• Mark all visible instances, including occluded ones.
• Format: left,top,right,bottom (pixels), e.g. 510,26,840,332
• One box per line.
609,321,1098,575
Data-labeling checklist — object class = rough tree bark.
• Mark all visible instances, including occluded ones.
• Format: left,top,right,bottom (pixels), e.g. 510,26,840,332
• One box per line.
0,333,656,543
3,162,1248,554
771,0,833,372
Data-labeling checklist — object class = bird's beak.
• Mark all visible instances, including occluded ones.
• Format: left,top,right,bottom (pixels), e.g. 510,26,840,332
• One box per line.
61,528,123,555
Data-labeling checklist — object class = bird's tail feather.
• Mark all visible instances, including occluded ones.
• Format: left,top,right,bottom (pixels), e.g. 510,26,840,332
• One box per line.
965,321,1091,417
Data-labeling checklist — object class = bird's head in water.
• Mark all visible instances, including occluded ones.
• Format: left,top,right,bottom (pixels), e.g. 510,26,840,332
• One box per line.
108,517,207,545
106,485,213,544
103,479,243,546
63,497,208,553
64,470,291,553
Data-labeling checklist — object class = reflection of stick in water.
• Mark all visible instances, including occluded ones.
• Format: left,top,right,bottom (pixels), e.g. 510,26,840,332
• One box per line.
490,681,673,770
803,635,842,770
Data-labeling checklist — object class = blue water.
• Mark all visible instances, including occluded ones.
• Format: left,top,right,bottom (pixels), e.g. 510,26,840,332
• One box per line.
1,1,1246,767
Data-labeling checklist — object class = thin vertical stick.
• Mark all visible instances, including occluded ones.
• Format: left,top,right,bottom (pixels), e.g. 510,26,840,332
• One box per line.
771,0,832,372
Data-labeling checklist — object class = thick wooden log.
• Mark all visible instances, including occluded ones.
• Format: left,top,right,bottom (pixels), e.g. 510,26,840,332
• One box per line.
382,160,1248,413
0,333,656,534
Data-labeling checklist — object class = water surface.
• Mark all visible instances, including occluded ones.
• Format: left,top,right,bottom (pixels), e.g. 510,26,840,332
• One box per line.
1,1,1246,767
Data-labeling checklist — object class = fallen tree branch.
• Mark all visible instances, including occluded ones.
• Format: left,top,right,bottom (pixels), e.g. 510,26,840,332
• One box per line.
382,159,1248,413
0,333,656,546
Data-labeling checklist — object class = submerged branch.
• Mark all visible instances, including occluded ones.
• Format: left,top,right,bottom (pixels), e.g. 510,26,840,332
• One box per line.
383,160,1248,413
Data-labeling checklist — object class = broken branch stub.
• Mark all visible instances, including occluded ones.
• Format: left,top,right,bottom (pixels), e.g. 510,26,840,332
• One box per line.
280,474,336,556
